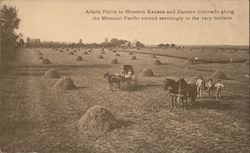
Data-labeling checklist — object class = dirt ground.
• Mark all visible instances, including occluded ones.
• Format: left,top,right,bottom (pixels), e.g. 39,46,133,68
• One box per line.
0,48,249,153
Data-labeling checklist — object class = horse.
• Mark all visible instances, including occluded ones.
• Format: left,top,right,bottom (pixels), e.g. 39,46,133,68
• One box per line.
164,78,182,108
186,83,198,107
104,72,123,91
177,78,189,110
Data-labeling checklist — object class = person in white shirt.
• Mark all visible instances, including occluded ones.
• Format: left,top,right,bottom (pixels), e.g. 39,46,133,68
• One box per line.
196,75,204,99
206,79,214,98
194,56,199,64
215,80,224,100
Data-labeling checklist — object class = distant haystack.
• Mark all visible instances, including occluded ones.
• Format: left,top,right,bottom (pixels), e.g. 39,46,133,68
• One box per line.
131,56,137,60
37,52,43,56
153,59,161,65
141,68,154,77
115,53,120,56
209,70,229,80
84,51,88,55
152,55,156,58
43,68,60,79
76,56,83,61
54,77,76,90
129,52,133,55
38,55,43,60
112,50,117,53
97,55,104,59
60,50,63,52
111,58,118,64
41,58,51,64
78,105,120,133
69,52,74,55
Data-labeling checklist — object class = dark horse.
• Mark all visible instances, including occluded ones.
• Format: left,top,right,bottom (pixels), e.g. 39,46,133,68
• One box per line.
164,78,181,108
104,72,123,91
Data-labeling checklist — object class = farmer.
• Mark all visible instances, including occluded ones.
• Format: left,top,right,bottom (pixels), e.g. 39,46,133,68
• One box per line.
194,56,199,64
206,79,214,99
215,80,224,100
196,75,204,99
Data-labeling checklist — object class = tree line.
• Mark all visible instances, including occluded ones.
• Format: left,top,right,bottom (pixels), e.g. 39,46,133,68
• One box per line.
0,5,24,73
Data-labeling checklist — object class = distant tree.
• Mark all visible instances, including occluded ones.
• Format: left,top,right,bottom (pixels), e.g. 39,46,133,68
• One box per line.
165,43,170,47
158,43,165,48
170,43,176,47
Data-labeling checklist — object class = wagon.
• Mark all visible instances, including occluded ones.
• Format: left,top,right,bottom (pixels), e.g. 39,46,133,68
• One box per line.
119,65,137,88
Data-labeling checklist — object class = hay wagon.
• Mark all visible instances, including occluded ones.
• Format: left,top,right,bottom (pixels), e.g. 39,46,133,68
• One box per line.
118,65,137,88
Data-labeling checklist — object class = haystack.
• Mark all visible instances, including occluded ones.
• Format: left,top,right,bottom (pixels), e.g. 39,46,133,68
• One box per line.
43,68,60,79
41,58,51,64
38,55,43,60
209,70,229,80
141,68,154,77
37,52,43,56
111,58,118,64
69,52,74,55
54,77,76,90
78,105,120,132
131,56,137,60
76,56,83,61
97,55,104,59
153,59,161,65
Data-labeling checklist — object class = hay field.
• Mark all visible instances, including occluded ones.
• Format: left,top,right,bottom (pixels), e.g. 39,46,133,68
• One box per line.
120,47,249,63
0,47,249,153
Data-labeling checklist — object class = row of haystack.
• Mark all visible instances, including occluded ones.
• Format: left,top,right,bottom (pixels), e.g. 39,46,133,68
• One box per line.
43,68,76,90
36,50,51,64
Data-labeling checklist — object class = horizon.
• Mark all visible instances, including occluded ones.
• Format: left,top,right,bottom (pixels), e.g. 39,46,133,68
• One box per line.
2,0,249,46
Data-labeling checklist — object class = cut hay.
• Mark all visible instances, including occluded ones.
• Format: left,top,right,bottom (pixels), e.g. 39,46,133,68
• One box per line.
41,58,51,64
209,70,229,80
111,58,118,64
151,55,156,58
60,50,63,52
84,51,88,55
78,105,120,133
54,77,76,90
185,59,194,64
69,52,74,55
141,68,154,77
97,55,104,59
115,53,120,56
153,59,161,65
43,68,60,79
76,56,83,61
129,52,133,55
131,56,137,60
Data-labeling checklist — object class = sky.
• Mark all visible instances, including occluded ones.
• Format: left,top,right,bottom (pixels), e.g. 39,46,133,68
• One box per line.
2,0,249,45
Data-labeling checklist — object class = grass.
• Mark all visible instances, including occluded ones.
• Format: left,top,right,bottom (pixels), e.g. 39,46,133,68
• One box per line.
0,47,249,153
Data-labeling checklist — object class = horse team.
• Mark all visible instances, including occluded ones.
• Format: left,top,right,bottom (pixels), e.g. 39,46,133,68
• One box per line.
164,75,225,110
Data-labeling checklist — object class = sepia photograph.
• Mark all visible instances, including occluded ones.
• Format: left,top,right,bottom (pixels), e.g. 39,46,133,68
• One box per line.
0,0,249,152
